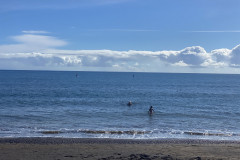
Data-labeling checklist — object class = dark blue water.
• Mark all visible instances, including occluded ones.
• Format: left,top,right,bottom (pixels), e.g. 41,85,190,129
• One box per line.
0,70,240,140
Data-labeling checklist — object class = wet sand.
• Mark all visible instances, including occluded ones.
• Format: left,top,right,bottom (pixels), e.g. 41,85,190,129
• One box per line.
0,138,239,160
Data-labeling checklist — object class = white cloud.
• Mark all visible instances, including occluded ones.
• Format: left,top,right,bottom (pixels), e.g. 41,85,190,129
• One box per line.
158,46,210,67
173,61,189,67
230,44,240,67
12,34,66,47
1,32,240,73
22,30,49,34
210,48,231,63
0,34,67,53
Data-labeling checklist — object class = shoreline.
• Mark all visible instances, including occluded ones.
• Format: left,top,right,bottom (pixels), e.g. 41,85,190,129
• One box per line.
0,137,240,144
0,138,240,160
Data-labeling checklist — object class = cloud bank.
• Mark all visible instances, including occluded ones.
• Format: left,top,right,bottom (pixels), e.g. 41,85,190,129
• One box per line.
0,32,240,73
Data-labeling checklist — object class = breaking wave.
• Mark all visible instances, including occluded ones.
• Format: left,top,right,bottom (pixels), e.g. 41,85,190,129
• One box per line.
40,129,150,135
39,129,240,138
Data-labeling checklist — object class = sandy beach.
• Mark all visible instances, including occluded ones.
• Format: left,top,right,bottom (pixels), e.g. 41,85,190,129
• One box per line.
0,138,239,160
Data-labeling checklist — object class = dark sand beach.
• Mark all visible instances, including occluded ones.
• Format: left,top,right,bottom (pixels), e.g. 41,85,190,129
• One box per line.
0,138,240,160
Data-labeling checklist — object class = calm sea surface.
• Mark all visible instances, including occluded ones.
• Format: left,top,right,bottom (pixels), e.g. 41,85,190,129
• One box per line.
0,70,240,140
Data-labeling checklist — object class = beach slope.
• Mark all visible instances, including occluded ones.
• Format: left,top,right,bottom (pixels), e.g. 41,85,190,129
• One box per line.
0,138,239,160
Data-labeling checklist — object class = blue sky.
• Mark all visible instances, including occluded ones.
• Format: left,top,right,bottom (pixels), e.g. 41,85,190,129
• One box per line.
1,0,240,73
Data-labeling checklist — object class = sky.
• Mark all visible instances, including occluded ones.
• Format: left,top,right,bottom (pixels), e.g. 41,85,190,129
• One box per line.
1,0,240,73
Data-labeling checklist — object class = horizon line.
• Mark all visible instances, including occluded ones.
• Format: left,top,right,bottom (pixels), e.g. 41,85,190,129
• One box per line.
0,69,239,75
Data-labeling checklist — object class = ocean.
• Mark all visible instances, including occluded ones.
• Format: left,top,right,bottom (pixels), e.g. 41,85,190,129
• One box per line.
0,70,240,140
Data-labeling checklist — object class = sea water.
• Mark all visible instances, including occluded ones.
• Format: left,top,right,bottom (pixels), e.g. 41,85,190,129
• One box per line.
0,70,240,140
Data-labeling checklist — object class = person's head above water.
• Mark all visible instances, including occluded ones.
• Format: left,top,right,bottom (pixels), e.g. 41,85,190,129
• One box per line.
127,101,132,106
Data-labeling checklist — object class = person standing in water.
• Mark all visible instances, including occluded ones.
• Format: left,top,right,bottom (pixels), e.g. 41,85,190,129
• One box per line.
148,106,154,115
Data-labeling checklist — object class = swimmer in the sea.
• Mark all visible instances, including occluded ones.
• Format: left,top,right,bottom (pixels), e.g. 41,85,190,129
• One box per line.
148,106,154,115
127,101,132,106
